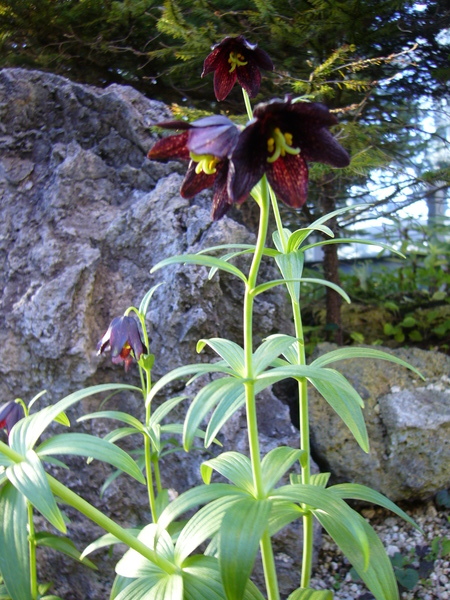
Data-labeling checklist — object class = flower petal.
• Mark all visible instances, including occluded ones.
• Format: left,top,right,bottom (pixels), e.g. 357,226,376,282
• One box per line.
236,63,262,98
266,153,309,208
228,120,267,203
180,161,216,198
188,119,239,158
298,127,350,168
147,131,190,161
211,161,233,220
213,60,238,102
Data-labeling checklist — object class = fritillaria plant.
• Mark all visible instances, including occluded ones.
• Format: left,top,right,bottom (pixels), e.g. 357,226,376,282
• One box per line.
0,35,422,600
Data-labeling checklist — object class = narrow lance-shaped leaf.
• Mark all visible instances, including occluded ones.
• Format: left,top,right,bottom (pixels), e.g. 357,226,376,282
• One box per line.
311,347,424,379
0,482,32,600
219,498,272,600
37,433,146,484
201,452,253,492
150,254,247,283
197,338,245,375
7,449,66,533
9,383,140,455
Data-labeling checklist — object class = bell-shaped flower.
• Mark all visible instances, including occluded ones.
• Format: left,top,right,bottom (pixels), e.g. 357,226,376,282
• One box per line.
97,316,147,371
228,98,350,208
0,401,24,435
202,35,273,101
148,115,240,219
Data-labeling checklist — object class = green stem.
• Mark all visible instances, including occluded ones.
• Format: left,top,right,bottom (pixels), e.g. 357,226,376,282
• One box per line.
0,441,177,575
292,299,314,588
144,401,158,522
125,306,158,521
242,88,254,120
243,175,280,600
27,501,38,599
269,185,288,254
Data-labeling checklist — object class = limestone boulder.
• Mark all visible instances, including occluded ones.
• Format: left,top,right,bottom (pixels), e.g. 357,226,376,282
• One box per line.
309,343,450,501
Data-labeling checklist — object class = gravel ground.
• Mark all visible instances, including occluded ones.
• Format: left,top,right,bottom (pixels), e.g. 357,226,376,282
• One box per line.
309,499,450,599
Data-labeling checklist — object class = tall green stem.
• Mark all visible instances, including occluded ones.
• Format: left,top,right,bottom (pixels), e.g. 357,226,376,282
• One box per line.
27,501,38,599
243,175,279,600
292,299,314,588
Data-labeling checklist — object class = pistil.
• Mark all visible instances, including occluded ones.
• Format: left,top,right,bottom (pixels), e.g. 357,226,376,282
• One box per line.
266,128,300,163
190,152,220,175
228,51,248,73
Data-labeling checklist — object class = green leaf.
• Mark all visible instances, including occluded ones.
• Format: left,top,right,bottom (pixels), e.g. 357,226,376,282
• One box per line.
309,369,369,452
203,387,246,448
219,498,271,600
0,482,31,600
272,484,370,571
116,524,173,579
253,335,299,375
182,554,266,600
77,411,144,431
328,483,420,530
197,338,245,376
7,450,66,533
261,447,307,493
314,507,399,599
394,567,419,591
301,237,405,259
157,484,247,532
311,347,424,380
274,250,304,301
297,278,351,303
147,363,234,407
149,396,187,427
175,495,244,563
287,224,334,252
288,588,334,600
268,499,304,536
183,378,244,451
114,573,167,599
104,427,141,444
139,282,164,317
81,529,141,559
150,254,247,283
36,532,97,569
9,384,140,454
201,452,254,493
37,434,145,484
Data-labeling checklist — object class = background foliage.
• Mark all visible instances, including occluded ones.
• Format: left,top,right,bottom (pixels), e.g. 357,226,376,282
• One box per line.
1,0,449,340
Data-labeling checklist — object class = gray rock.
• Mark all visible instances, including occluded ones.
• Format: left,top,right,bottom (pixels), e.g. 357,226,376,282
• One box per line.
309,343,450,501
0,68,314,599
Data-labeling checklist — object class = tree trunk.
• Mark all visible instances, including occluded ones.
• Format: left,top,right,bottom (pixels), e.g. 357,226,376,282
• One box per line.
320,185,343,345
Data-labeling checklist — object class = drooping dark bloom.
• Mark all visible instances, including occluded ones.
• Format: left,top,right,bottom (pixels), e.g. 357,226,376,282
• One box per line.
97,316,147,371
228,98,350,208
0,401,24,435
202,36,273,102
148,115,240,220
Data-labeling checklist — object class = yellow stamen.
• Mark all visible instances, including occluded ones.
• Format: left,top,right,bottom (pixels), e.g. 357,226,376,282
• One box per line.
266,128,300,163
228,51,248,73
190,152,219,175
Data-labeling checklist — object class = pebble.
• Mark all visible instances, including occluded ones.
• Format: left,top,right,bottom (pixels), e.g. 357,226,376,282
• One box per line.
309,499,450,599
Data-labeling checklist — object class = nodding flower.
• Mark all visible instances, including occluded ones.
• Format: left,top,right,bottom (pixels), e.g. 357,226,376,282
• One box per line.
228,97,350,208
148,115,240,220
0,401,24,436
202,36,273,102
97,316,147,371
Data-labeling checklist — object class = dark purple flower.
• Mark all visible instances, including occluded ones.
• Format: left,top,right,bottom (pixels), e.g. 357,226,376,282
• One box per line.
97,316,147,371
228,98,350,208
0,401,24,435
202,35,273,101
148,116,240,220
